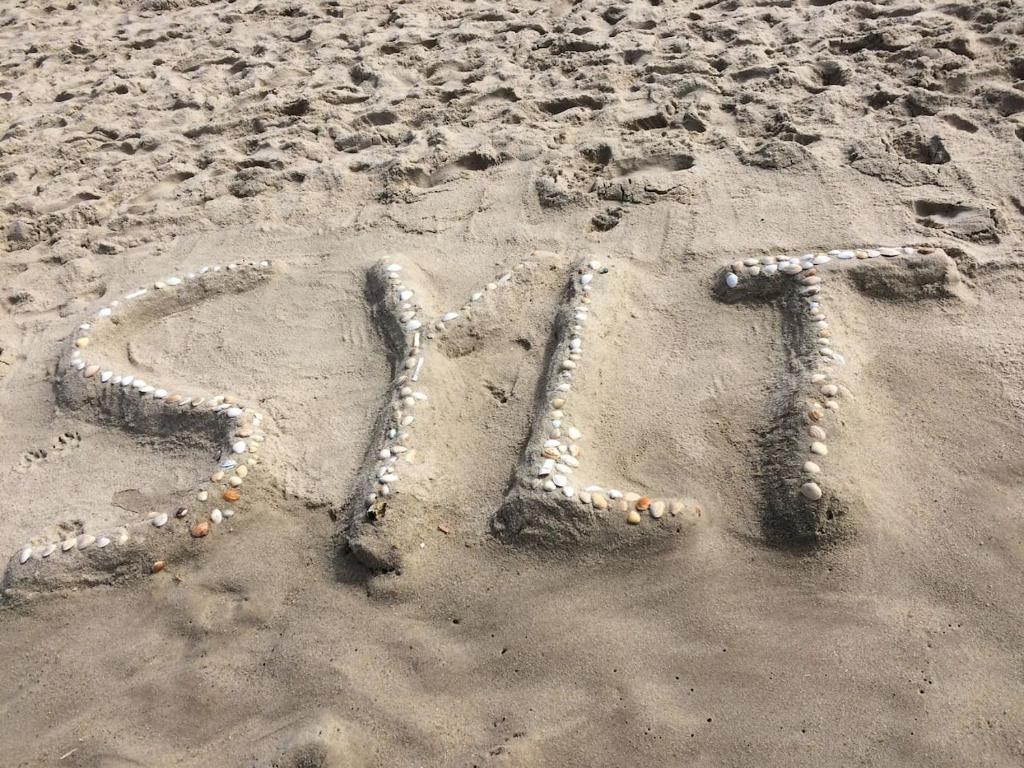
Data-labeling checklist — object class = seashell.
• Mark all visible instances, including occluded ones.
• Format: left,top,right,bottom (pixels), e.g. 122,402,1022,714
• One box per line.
84,365,100,378
132,379,147,389
175,506,189,518
553,474,568,488
405,320,422,332
562,486,575,498
626,510,641,525
226,406,243,418
211,509,223,524
125,288,147,299
211,470,225,482
803,461,821,474
810,442,828,456
166,276,182,286
625,492,640,503
219,458,237,470
61,539,76,552
543,479,556,492
197,490,209,502
77,534,95,550
72,360,86,371
151,560,166,574
191,397,205,407
879,247,900,257
809,425,827,440
442,312,459,322
636,497,651,511
232,440,247,454
561,360,577,371
800,482,823,501
154,389,168,399
813,255,830,265
781,263,803,275
399,290,414,301
223,489,240,502
763,264,778,276
18,546,32,564
820,384,838,397
579,491,591,505
191,521,210,538
608,489,622,499
592,493,608,510
75,337,90,348
669,501,683,516
562,455,580,468
725,273,739,288
229,475,242,487
100,371,113,383
567,427,582,441
223,509,235,518
616,500,628,513
650,501,665,519
96,536,111,548
42,543,57,557
236,465,248,479
139,385,155,395
152,513,168,527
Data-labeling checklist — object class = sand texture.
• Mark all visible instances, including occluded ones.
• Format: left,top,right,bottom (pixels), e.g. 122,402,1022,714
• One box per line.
1,0,1023,765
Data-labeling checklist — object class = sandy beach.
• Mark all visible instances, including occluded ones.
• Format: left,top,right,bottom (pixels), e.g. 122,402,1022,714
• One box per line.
1,0,1023,765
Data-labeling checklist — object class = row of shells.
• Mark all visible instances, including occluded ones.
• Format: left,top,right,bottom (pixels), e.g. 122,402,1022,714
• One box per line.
363,257,539,516
723,245,927,503
522,260,695,525
16,260,273,567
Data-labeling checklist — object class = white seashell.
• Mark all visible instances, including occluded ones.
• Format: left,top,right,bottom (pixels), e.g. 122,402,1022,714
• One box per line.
42,544,56,557
385,264,402,272
562,486,575,498
567,427,582,441
232,441,247,454
166,276,182,286
810,442,828,456
554,463,572,475
542,479,556,492
399,290,413,301
442,312,459,322
608,489,622,499
538,459,554,476
96,536,111,548
809,425,827,440
132,379,147,389
725,273,739,288
61,539,75,552
125,288,147,300
781,263,803,275
820,384,838,397
198,490,209,502
803,461,821,474
152,513,168,527
580,273,593,286
405,320,422,332
381,473,398,483
73,360,86,371
813,255,831,265
76,534,95,550
226,407,243,418
763,264,778,275
801,482,823,501
18,546,31,564
837,250,855,260
553,474,568,488
879,247,900,257
211,509,223,524
543,439,560,448
229,475,242,487
139,385,155,395
98,307,112,317
584,485,602,493
100,371,113,383
223,508,235,518
154,389,168,399
562,455,580,468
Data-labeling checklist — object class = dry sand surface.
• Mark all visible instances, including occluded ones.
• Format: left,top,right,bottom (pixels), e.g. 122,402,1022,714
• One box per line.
1,0,1024,765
